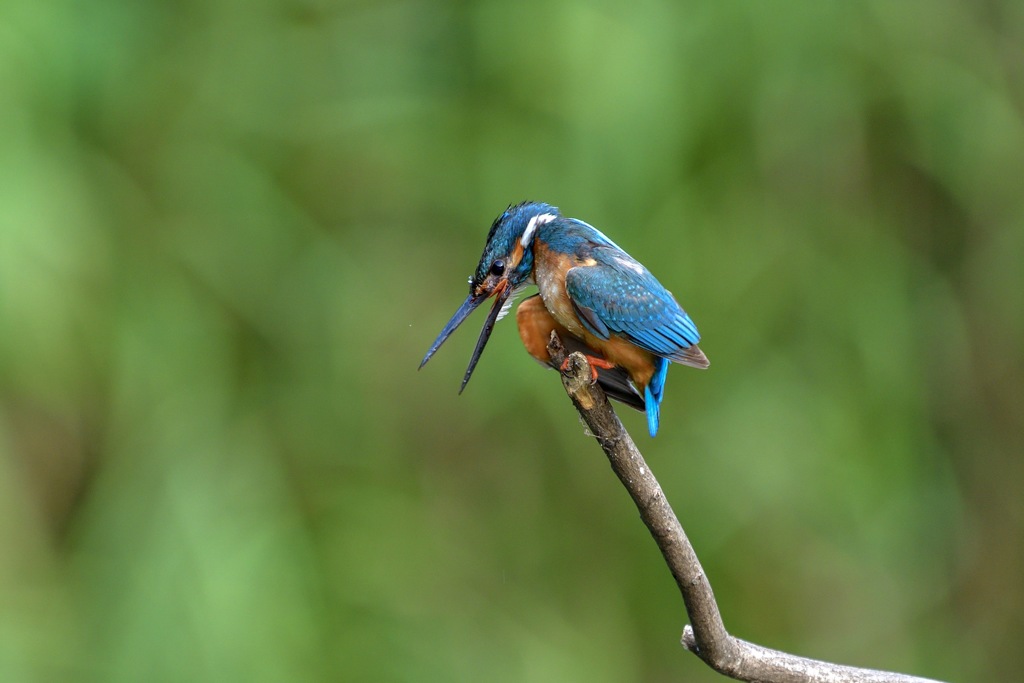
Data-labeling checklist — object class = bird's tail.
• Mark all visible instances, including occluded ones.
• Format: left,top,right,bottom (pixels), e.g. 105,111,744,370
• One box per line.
644,357,670,437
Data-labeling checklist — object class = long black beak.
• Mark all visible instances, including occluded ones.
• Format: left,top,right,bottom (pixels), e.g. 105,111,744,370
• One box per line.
419,282,512,393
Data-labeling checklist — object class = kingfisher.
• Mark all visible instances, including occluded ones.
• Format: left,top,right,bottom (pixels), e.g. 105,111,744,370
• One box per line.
419,201,708,436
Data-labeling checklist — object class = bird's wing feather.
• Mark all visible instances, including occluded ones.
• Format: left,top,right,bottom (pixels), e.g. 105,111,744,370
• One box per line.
565,246,708,367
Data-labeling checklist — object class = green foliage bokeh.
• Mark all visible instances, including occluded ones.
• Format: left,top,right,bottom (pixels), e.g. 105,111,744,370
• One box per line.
1,1,1022,681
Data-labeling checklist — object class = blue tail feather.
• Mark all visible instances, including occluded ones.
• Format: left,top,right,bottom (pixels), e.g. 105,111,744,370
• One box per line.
644,357,670,437
644,385,659,437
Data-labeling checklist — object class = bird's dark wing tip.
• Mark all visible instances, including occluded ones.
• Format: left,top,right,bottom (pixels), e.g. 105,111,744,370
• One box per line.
672,344,709,369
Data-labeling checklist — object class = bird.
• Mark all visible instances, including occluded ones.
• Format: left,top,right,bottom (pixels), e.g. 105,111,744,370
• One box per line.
419,201,708,436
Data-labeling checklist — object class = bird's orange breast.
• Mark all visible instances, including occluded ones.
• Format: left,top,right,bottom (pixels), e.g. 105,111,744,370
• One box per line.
530,241,658,391
516,295,562,366
532,241,587,339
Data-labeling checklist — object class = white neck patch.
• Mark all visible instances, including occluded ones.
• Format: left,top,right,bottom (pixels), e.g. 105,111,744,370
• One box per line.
520,213,556,248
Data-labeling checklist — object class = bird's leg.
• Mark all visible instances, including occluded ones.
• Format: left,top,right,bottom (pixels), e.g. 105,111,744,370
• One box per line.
518,298,617,382
560,354,616,382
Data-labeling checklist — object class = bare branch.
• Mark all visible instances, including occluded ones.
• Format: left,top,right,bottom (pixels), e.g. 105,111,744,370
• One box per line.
546,333,945,683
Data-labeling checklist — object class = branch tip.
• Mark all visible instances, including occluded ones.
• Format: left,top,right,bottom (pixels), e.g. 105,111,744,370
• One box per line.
549,338,947,683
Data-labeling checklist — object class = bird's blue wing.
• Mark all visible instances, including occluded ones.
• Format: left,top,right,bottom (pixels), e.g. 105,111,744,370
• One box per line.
565,246,708,368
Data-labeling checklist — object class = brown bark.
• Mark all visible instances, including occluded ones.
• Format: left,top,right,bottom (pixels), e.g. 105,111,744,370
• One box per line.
547,333,945,683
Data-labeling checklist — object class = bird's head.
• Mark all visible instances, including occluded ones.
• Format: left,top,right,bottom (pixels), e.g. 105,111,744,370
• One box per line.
420,202,560,391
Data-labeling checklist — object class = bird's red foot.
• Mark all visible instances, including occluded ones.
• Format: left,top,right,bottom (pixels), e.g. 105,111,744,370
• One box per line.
560,354,616,382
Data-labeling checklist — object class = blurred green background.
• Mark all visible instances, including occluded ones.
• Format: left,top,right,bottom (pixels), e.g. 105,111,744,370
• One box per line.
1,1,1022,681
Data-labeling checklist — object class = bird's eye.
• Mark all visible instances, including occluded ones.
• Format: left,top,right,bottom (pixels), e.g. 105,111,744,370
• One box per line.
490,259,506,276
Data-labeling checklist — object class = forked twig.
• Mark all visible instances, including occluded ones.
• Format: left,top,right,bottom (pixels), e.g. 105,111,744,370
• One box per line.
546,332,944,683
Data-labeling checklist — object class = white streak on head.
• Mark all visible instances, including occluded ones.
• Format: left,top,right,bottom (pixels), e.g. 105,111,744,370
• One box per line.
520,213,556,248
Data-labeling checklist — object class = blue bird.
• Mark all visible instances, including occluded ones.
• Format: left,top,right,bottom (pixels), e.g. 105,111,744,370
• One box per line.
420,202,708,436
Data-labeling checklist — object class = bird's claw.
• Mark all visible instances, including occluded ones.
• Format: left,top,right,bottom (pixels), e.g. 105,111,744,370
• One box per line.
559,354,615,383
